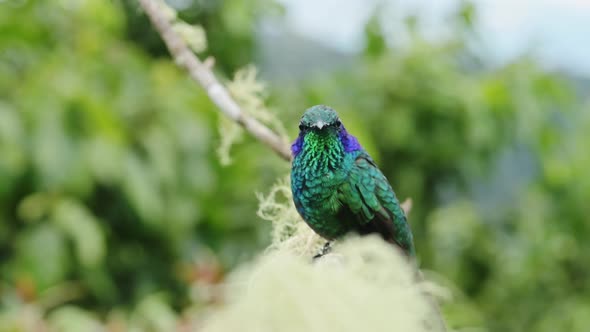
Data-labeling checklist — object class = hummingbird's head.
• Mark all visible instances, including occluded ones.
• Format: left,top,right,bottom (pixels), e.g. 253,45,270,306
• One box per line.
291,105,360,157
298,105,342,133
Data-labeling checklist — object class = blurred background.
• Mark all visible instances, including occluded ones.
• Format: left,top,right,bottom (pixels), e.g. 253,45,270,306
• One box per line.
1,0,589,331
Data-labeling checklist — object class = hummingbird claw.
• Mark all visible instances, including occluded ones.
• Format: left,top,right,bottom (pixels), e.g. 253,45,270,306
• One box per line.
312,241,333,260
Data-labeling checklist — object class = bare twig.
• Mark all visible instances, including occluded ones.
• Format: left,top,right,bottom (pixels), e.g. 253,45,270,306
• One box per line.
138,0,292,161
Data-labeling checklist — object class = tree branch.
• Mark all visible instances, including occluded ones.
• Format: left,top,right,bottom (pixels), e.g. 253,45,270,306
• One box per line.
138,0,292,161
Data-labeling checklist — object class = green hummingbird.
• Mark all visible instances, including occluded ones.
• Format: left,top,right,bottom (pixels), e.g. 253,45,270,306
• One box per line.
290,105,415,256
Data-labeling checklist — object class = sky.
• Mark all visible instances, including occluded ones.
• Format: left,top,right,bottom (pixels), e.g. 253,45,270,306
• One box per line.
278,0,590,76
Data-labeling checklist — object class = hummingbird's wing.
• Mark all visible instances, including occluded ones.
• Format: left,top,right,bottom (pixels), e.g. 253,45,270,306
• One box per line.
337,151,415,256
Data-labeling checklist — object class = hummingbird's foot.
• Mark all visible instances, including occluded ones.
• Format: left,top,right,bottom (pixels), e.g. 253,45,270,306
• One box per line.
313,241,333,260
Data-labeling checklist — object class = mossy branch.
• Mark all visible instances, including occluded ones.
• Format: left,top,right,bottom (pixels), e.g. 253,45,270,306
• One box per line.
138,0,292,161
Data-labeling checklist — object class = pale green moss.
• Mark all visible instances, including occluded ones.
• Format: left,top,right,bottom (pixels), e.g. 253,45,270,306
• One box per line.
218,66,288,165
202,236,444,332
203,178,448,332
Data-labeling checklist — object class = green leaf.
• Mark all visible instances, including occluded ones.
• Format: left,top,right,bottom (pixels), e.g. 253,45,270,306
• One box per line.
13,224,69,291
52,199,106,268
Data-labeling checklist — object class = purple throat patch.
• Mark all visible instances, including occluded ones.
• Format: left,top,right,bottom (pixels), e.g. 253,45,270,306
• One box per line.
339,127,361,152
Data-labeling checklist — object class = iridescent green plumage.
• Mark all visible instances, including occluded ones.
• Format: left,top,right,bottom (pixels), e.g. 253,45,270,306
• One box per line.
291,105,415,256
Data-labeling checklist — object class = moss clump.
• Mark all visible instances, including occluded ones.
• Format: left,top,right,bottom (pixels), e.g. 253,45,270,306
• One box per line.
203,179,447,332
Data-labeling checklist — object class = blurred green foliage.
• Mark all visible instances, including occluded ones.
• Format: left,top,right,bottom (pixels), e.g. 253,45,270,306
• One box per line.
271,5,589,331
0,0,589,331
0,0,282,318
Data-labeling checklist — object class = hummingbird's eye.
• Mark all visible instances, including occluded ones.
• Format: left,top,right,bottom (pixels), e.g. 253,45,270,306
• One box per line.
298,124,305,130
334,120,341,127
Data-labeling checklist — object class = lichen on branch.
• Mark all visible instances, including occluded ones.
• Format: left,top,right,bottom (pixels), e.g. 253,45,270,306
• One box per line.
201,235,445,332
138,0,291,162
219,66,288,165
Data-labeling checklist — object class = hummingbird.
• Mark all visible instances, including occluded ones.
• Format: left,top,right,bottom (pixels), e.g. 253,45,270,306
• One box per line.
290,105,415,257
